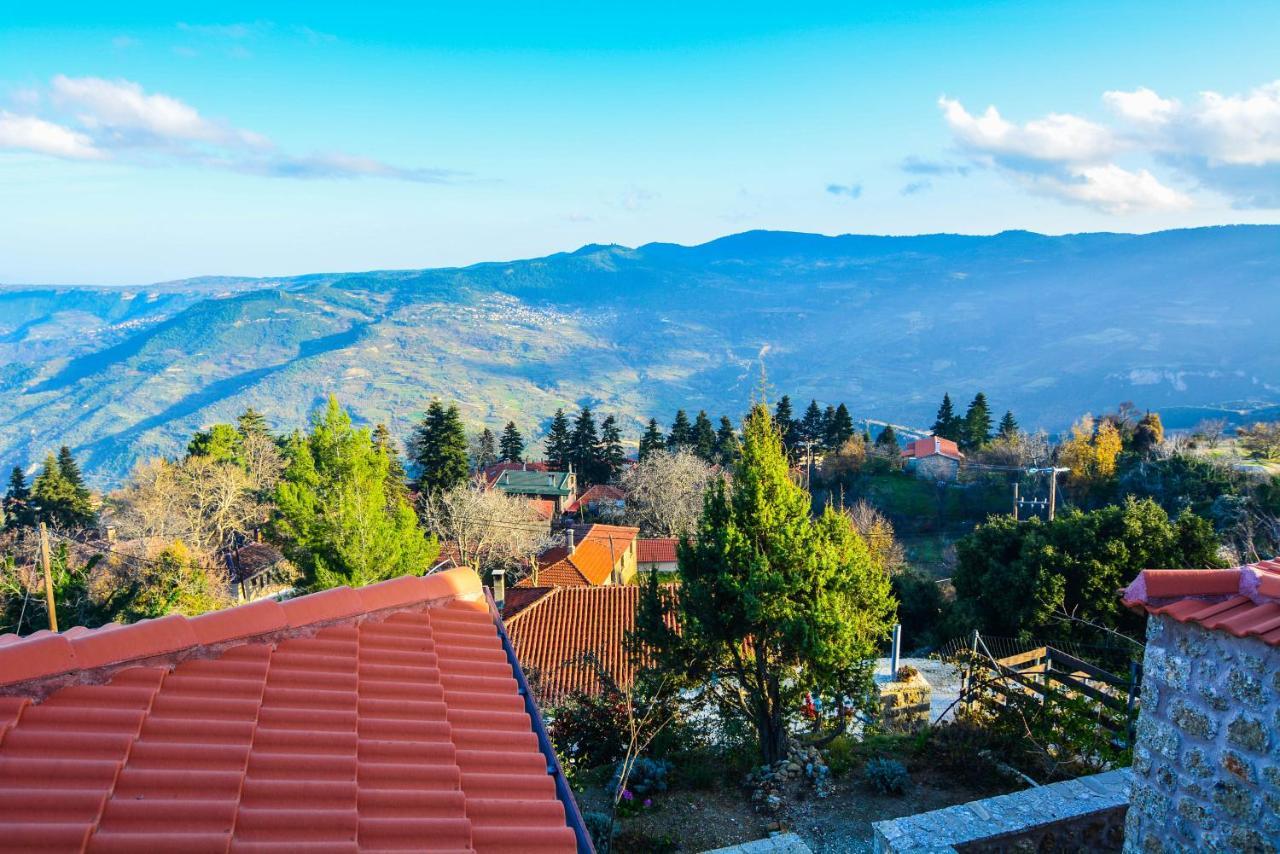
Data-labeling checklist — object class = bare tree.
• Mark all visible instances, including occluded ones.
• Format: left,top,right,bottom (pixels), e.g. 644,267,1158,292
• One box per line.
1194,418,1228,449
976,429,1050,468
844,500,906,573
420,476,560,579
1237,421,1280,459
620,449,716,538
239,430,284,494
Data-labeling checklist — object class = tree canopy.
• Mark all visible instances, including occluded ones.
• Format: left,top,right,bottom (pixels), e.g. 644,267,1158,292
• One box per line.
409,401,470,495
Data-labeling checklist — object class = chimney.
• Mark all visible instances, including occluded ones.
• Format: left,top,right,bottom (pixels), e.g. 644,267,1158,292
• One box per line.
491,568,506,611
105,525,117,544
566,528,575,550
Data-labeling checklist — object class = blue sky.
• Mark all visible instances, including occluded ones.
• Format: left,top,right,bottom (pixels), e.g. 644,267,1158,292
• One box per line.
2,2,1279,284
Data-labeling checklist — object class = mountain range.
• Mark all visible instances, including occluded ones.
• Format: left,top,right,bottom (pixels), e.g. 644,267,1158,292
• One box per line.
3,226,1278,489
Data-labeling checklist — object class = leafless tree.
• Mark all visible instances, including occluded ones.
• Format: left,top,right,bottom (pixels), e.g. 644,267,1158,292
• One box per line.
844,500,906,573
419,476,560,579
1194,418,1228,449
239,429,284,494
1236,421,1280,460
620,449,716,538
977,430,1050,468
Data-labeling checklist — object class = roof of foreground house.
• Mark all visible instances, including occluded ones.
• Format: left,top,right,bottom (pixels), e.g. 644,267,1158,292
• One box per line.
1122,562,1280,646
637,538,678,564
902,436,964,461
0,568,582,853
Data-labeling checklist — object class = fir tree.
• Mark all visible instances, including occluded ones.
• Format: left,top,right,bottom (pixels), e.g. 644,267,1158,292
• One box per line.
409,401,470,494
474,427,498,470
639,419,666,461
774,395,799,452
820,405,837,450
715,416,739,465
692,410,717,462
997,410,1019,440
499,421,524,463
667,410,694,450
875,424,899,450
372,423,408,500
187,424,243,463
237,407,271,438
32,451,95,530
543,409,572,471
3,466,33,530
801,399,824,443
600,415,626,482
932,393,962,442
570,406,603,482
827,403,856,449
962,392,993,451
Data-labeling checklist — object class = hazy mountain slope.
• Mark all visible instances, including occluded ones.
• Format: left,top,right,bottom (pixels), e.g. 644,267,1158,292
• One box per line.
2,226,1277,489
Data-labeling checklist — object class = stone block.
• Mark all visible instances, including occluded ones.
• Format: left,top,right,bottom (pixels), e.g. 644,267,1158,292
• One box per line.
1183,746,1213,779
1219,749,1256,783
1226,713,1269,753
1163,655,1191,690
1170,698,1216,740
1227,667,1265,709
1211,778,1258,821
1138,715,1180,759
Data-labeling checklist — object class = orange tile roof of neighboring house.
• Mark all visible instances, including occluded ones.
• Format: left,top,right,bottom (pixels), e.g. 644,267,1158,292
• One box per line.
0,569,579,852
504,586,649,703
516,524,641,589
902,435,964,461
1121,562,1280,646
564,484,626,514
502,587,556,620
637,538,678,564
570,523,639,550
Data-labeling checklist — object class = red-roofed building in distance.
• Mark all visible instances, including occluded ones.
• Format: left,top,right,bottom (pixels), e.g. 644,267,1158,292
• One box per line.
518,523,639,588
0,568,589,853
637,537,678,574
563,484,626,521
902,435,965,481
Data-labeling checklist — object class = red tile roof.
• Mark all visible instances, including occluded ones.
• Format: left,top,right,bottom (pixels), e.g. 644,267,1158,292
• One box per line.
637,538,678,564
517,524,641,588
0,569,579,852
529,499,557,521
1121,562,1280,646
564,485,626,515
902,436,964,461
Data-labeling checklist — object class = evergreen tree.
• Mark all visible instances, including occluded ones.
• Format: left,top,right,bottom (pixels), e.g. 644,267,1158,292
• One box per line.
32,450,95,530
827,403,856,449
820,405,837,450
667,410,694,451
962,392,993,451
274,396,437,589
1133,411,1165,455
774,395,800,452
3,466,33,530
715,416,739,465
639,419,666,461
875,424,899,451
636,403,896,764
372,423,408,500
997,410,1019,440
692,410,717,462
600,415,626,482
237,407,271,438
570,406,603,482
187,424,243,463
801,399,824,443
543,409,572,471
499,421,525,463
474,428,498,470
932,393,962,442
409,401,470,494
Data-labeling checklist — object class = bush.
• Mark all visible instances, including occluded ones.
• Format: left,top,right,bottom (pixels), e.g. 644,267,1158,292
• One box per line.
548,690,629,779
583,811,614,852
611,757,670,799
863,757,911,795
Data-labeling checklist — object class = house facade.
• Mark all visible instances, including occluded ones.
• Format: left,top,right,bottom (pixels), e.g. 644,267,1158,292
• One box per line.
902,435,964,481
490,466,578,516
637,537,678,574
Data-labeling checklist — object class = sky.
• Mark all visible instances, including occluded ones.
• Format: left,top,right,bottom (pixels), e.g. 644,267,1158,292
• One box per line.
2,1,1279,284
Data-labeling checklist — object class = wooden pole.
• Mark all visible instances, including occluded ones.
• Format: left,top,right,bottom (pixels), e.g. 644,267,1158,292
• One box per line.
1012,482,1020,521
38,522,58,632
1048,469,1058,521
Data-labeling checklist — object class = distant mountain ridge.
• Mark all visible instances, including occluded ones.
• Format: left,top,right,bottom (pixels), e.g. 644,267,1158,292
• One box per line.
2,225,1278,489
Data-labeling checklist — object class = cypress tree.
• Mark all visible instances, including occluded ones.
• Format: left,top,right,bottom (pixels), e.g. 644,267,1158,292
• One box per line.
693,410,717,462
543,409,572,471
962,392,993,451
410,401,469,494
474,428,498,471
667,410,694,450
639,419,666,461
997,410,1019,440
372,423,408,500
875,424,899,450
600,415,626,482
570,406,603,482
932,393,962,442
499,421,524,463
715,416,739,465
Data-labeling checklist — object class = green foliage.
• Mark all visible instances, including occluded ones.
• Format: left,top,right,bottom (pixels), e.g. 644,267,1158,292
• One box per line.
548,689,630,777
962,392,992,451
610,757,670,798
410,400,469,494
31,448,95,530
474,427,498,471
692,410,716,463
714,416,739,466
3,466,33,530
600,416,626,482
638,419,665,462
372,423,409,502
274,396,438,590
570,406,604,483
499,420,524,463
953,497,1223,639
801,400,824,444
862,757,911,795
826,403,856,450
107,541,230,622
666,409,693,451
998,410,1019,439
1115,452,1240,517
932,393,962,443
636,403,896,764
891,569,946,648
544,408,572,470
187,423,243,463
1132,411,1165,455
875,424,898,450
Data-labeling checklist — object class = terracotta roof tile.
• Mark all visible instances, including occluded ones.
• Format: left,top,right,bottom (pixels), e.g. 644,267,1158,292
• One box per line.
0,569,579,852
637,538,678,564
564,484,626,514
902,435,964,461
1122,563,1280,646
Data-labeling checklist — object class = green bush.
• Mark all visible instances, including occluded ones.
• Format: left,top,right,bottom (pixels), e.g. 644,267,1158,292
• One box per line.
863,757,911,795
611,757,670,799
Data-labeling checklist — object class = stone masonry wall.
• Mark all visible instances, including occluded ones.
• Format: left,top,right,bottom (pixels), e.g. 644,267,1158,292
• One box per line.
1124,614,1279,853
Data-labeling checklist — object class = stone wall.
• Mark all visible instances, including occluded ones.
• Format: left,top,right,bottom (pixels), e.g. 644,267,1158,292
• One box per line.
1124,614,1279,853
875,669,932,732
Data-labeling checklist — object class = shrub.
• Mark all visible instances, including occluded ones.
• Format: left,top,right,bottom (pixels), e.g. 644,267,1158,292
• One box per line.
582,811,614,852
548,690,629,778
863,757,910,795
824,734,858,777
611,757,670,799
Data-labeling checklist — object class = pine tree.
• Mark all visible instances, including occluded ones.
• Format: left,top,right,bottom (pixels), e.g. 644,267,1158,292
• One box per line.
875,424,899,450
3,466,33,530
409,401,470,494
667,410,694,450
692,411,717,462
187,424,243,463
499,421,524,463
932,393,962,442
237,407,271,438
570,406,603,483
474,428,498,470
32,447,96,529
962,392,993,451
636,403,895,764
827,403,855,449
997,410,1019,440
801,399,824,443
774,395,800,453
820,405,837,450
372,423,408,500
543,409,572,471
715,416,739,465
600,415,626,482
639,419,666,461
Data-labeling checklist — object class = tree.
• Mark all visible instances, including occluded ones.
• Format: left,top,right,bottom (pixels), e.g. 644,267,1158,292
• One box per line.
962,392,993,451
237,411,284,495
953,497,1222,640
570,406,604,483
620,449,715,538
600,416,626,482
667,410,693,451
932,393,962,443
714,416,739,466
998,410,1019,440
636,404,895,764
1194,418,1228,450
845,500,906,573
826,403,855,450
979,430,1050,468
1133,411,1165,455
774,395,802,455
874,424,899,451
800,400,824,444
373,423,409,502
3,467,33,531
237,407,270,438
32,450,95,530
544,409,572,470
410,401,470,494
274,396,438,589
692,411,717,463
187,424,243,463
819,435,868,484
108,541,232,622
473,427,499,471
820,405,837,450
1059,415,1123,496
500,421,525,462
638,419,666,462
421,478,560,580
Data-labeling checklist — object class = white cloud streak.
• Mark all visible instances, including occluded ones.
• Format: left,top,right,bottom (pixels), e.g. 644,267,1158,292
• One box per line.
0,111,103,160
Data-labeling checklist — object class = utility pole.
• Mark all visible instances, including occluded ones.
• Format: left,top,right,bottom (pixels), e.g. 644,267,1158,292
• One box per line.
1047,467,1070,520
38,522,58,632
1012,481,1019,522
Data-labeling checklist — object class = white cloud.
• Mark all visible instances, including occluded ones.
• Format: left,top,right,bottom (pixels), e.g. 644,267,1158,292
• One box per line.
0,111,102,160
1044,164,1191,213
1103,87,1179,126
939,97,1114,164
1184,81,1280,167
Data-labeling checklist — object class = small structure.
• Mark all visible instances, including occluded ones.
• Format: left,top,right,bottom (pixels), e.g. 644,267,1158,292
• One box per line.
874,667,932,732
563,484,626,520
1120,563,1280,853
901,435,964,481
519,523,640,588
637,537,679,574
492,467,578,516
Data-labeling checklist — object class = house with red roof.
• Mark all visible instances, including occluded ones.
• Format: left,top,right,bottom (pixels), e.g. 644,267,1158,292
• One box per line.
636,538,678,574
518,524,639,589
563,484,626,521
902,435,964,481
0,568,589,853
